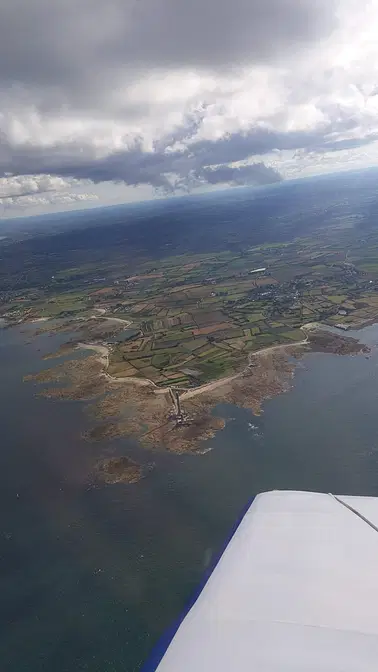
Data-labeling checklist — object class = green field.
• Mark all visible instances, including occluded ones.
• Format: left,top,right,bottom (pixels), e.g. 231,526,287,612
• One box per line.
4,211,378,390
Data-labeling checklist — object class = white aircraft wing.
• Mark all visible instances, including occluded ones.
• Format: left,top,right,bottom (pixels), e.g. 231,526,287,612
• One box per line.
153,490,378,671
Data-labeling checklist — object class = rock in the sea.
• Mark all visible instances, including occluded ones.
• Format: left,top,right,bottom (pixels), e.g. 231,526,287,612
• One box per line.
95,456,144,485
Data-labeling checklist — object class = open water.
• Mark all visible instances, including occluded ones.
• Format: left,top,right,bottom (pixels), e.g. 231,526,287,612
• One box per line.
2,323,378,671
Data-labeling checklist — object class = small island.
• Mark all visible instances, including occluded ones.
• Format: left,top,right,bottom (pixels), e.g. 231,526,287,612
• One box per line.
95,456,145,485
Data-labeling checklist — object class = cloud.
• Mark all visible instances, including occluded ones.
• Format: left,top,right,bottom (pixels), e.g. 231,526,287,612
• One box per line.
0,1,334,100
0,174,81,199
174,162,283,191
1,0,378,214
0,118,370,195
0,127,284,191
0,173,99,213
97,0,335,77
0,190,99,212
199,163,282,186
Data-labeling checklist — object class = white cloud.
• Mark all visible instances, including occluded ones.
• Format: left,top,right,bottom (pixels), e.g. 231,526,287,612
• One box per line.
0,174,80,198
8,192,98,206
1,190,99,214
0,174,99,215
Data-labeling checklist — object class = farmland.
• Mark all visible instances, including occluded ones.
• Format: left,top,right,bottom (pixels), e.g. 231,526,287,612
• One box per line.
3,176,378,454
4,219,378,390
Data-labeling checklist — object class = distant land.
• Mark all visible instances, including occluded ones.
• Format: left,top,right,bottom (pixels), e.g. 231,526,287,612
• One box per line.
2,170,378,457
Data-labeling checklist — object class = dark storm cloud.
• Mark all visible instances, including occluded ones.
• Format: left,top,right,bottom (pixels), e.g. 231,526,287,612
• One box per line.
1,0,371,198
0,0,335,106
315,135,378,153
108,0,336,71
0,0,347,198
2,89,377,197
174,162,283,191
0,136,170,189
187,121,378,166
189,129,294,165
0,129,282,192
2,108,374,195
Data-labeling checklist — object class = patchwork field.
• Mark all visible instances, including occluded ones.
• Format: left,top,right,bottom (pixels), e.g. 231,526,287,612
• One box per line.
5,218,378,390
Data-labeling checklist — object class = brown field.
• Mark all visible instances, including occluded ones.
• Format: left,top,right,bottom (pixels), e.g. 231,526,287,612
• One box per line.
165,317,181,328
90,287,114,296
128,357,152,369
127,273,163,281
139,367,167,382
151,315,194,330
254,277,279,286
176,313,195,325
192,322,232,336
130,302,151,313
108,366,140,378
119,340,144,352
185,286,216,299
181,263,201,271
168,283,202,294
225,338,246,350
161,371,189,381
136,303,157,313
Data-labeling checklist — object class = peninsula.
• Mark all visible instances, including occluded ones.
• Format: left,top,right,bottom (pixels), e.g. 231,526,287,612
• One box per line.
2,183,377,456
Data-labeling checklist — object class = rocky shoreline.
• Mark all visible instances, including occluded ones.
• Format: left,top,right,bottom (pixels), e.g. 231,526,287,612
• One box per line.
23,324,370,461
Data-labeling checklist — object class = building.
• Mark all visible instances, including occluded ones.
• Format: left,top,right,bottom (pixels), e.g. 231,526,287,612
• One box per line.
249,267,267,275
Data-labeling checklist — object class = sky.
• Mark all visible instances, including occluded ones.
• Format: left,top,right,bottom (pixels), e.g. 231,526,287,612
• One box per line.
1,0,378,217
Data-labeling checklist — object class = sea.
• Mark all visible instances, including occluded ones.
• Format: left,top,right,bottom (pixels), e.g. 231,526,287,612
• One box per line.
2,321,378,671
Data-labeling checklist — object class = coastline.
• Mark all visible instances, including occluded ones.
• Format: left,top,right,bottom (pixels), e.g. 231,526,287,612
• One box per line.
76,334,309,399
75,320,317,403
22,319,371,455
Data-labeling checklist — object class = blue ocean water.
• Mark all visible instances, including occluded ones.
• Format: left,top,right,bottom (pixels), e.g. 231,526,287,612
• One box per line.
1,323,378,671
